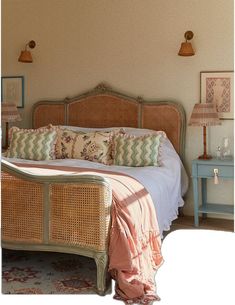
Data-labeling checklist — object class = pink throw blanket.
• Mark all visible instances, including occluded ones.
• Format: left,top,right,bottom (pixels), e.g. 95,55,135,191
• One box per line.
13,162,163,304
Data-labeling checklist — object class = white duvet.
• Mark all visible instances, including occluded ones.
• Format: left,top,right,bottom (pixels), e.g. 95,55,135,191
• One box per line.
3,133,188,237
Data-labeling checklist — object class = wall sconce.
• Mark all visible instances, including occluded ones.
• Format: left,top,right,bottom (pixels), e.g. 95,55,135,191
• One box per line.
178,31,195,56
18,40,36,63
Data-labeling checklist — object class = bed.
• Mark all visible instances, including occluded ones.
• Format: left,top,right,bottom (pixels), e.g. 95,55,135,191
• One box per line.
1,83,188,302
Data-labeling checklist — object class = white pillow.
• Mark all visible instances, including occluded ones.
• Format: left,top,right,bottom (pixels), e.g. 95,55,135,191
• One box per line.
122,127,161,136
59,125,122,133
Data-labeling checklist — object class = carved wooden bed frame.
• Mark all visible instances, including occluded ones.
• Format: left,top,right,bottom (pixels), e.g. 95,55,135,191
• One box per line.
1,83,186,295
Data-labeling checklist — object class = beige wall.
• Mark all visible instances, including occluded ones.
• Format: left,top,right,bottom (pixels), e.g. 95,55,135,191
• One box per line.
1,0,234,217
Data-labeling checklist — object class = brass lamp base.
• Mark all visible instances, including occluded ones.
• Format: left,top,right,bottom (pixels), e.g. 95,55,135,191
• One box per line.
198,154,212,160
197,126,212,160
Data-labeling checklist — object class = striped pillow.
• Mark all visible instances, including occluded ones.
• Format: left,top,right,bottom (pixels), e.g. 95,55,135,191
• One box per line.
8,124,58,143
7,129,57,160
113,133,164,167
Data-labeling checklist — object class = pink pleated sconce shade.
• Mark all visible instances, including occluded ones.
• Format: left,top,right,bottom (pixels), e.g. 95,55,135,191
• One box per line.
178,31,195,56
18,40,36,63
189,103,221,159
1,103,21,148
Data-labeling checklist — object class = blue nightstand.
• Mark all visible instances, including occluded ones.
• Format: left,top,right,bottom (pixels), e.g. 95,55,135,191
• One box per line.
192,158,234,226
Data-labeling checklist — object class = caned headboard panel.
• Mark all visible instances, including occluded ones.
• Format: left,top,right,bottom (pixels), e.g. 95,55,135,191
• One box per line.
32,83,186,160
33,103,66,128
67,95,139,128
141,103,184,157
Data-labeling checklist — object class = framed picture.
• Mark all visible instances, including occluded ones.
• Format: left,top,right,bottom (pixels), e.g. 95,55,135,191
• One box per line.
1,76,24,108
200,71,234,120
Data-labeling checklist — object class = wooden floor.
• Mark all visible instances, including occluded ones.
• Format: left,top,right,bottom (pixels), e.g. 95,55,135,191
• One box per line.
166,215,234,237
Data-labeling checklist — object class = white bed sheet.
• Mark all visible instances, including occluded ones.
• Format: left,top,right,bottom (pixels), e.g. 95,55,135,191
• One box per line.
2,138,188,237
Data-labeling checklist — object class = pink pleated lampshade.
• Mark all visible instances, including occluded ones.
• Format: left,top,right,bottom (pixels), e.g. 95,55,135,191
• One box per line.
1,103,21,122
188,103,221,127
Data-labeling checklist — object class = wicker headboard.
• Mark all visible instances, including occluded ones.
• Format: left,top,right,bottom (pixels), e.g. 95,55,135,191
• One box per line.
32,83,186,160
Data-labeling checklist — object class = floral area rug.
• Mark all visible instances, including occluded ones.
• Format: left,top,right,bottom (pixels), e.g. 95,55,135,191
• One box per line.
2,249,98,294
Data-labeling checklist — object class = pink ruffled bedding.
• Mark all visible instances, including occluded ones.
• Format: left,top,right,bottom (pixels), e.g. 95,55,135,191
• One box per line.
13,162,163,304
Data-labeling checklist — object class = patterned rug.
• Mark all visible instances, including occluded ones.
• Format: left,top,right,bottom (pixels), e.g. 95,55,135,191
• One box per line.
2,249,98,294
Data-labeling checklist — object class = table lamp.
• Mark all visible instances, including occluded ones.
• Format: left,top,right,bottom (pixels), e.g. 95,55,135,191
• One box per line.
188,103,221,159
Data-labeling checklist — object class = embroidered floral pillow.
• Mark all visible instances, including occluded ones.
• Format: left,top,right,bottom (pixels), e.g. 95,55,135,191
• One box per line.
55,128,85,159
113,133,165,167
72,131,114,164
55,128,118,165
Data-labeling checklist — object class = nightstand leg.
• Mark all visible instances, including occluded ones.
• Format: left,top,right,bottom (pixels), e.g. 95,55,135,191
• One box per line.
193,177,199,227
201,178,207,219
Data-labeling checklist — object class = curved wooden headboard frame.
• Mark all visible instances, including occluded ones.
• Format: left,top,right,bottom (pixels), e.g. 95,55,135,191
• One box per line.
32,83,186,160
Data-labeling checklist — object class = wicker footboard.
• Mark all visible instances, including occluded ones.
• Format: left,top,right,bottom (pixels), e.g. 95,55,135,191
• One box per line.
1,160,112,294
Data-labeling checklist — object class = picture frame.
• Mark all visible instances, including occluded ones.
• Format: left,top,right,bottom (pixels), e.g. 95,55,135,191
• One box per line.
1,76,24,108
200,71,234,120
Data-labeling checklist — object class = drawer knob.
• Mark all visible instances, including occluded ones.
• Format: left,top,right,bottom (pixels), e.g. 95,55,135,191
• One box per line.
214,168,219,184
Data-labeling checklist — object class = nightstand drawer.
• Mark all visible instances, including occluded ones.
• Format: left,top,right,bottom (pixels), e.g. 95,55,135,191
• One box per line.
197,164,234,178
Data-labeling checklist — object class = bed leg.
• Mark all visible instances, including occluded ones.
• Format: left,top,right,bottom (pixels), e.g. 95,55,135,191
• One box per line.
94,252,110,295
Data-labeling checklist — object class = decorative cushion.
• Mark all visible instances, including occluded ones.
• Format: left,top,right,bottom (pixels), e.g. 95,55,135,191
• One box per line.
7,129,57,160
55,128,118,165
113,133,165,167
55,128,85,159
8,124,57,143
73,131,114,164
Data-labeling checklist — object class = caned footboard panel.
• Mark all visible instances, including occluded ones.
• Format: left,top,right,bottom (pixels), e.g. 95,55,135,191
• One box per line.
49,183,111,251
1,172,44,243
1,162,112,252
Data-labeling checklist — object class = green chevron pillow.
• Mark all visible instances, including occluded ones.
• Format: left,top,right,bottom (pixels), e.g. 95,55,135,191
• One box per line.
7,129,57,160
113,133,164,167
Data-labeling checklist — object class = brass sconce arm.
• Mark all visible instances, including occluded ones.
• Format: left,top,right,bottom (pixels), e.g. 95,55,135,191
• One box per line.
184,31,194,42
25,40,36,50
